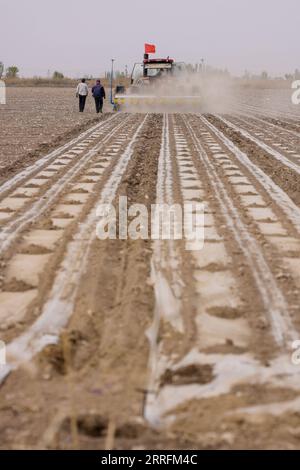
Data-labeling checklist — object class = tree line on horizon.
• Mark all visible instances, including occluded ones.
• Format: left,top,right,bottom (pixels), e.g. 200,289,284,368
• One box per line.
1,61,300,81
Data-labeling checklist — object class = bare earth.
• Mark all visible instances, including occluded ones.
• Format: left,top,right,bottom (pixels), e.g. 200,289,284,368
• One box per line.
0,87,300,449
0,87,111,183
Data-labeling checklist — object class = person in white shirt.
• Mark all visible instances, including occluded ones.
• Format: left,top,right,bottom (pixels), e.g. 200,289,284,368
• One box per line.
76,79,89,112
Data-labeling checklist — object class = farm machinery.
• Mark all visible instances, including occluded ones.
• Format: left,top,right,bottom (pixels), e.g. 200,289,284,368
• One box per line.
113,47,202,112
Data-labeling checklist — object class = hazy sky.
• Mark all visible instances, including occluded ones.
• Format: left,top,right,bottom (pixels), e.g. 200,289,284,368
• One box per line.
1,0,299,77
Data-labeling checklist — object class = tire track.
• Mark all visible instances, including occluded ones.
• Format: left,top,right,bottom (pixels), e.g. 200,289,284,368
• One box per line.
235,101,300,122
1,111,300,448
142,113,300,430
232,108,300,139
0,114,119,197
200,116,300,233
0,116,132,255
182,114,297,347
222,113,300,161
0,114,148,384
217,116,300,175
0,116,141,342
145,113,185,425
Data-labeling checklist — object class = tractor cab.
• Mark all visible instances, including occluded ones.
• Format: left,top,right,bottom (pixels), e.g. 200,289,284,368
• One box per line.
130,58,184,85
127,58,186,96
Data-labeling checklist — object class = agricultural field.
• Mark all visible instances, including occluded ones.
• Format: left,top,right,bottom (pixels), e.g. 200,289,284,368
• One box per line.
0,87,112,183
0,85,300,449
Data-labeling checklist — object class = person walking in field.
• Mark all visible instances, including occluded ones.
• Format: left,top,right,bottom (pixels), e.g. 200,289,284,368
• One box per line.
76,78,89,112
92,80,106,113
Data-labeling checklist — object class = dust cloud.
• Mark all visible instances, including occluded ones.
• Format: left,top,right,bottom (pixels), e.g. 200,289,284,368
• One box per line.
116,71,235,114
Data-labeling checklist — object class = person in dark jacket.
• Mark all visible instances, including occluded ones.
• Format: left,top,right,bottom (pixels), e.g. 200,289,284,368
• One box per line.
92,80,106,113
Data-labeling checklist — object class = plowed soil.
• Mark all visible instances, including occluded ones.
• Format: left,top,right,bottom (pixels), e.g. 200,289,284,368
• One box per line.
0,88,300,450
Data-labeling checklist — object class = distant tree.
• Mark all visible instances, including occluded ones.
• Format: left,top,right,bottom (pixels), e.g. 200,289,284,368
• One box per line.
0,62,4,79
294,69,300,80
243,70,251,80
260,71,269,80
52,71,64,80
115,71,125,79
285,73,293,80
6,66,19,78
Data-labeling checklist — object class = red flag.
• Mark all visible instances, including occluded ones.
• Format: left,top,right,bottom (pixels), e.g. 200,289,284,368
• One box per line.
145,43,156,54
